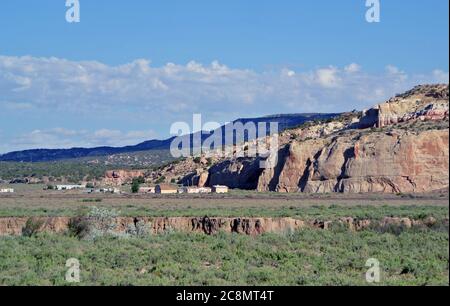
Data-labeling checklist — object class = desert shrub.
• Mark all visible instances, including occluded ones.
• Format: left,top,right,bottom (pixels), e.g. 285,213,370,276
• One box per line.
68,207,120,240
131,180,140,193
22,218,45,237
155,176,166,184
1,226,449,286
82,198,102,203
69,208,156,240
68,217,91,238
328,221,350,233
429,219,450,233
87,206,119,236
136,176,146,184
126,219,152,237
370,223,411,236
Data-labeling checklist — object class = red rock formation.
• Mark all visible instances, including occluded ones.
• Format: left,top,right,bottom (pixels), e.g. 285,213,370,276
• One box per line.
103,170,146,186
377,84,449,127
1,216,445,236
258,128,449,193
215,84,450,194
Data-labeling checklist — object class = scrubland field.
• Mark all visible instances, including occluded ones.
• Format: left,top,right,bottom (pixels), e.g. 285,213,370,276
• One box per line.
1,228,448,286
0,185,448,286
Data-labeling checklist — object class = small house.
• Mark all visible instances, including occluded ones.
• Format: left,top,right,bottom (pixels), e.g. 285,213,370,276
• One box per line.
0,188,14,193
178,186,212,194
95,187,121,194
56,184,85,191
198,187,212,194
212,185,229,194
155,184,178,194
178,187,200,194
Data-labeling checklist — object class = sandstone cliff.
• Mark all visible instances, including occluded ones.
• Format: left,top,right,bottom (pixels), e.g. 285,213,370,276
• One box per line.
203,84,449,193
103,170,146,186
257,125,448,193
359,84,449,128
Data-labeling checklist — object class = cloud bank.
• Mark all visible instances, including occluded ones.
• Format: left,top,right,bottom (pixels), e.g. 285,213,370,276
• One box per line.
0,55,448,153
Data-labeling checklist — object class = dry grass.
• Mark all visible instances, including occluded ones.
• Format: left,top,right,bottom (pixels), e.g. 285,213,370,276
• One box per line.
0,184,448,219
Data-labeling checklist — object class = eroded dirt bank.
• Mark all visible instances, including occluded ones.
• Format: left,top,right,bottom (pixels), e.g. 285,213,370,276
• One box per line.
0,216,447,236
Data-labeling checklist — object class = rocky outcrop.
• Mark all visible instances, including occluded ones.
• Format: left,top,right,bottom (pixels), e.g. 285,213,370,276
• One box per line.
205,84,449,194
258,128,449,193
0,216,305,236
179,169,210,187
1,216,446,236
190,217,305,235
103,170,146,186
0,218,28,236
360,84,449,128
0,217,71,236
207,158,264,190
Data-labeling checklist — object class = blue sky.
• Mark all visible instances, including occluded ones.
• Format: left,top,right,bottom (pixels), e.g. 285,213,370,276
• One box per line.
0,0,449,153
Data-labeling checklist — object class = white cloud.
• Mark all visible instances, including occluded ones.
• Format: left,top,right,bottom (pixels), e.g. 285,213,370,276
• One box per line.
385,65,403,75
0,55,447,152
281,69,296,77
2,101,34,110
7,128,158,151
432,69,449,83
0,55,446,114
89,129,158,147
314,66,342,88
344,63,361,73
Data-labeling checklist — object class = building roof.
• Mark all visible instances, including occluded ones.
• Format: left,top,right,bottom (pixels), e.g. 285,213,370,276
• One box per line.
156,184,178,190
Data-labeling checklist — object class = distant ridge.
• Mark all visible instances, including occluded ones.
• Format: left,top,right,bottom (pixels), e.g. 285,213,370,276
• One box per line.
0,113,339,162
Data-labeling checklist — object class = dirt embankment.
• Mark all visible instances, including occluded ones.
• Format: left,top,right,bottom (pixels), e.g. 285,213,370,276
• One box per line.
0,216,446,237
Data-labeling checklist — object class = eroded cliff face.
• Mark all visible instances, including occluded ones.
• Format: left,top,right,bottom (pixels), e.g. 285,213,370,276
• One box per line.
358,84,449,128
103,170,146,186
207,158,264,190
205,85,449,193
261,128,449,193
1,216,445,236
377,84,449,128
0,216,305,236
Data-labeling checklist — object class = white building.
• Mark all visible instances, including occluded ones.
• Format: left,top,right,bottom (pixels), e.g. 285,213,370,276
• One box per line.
212,185,229,194
92,187,121,194
0,188,14,193
178,187,212,194
56,185,85,191
198,187,212,194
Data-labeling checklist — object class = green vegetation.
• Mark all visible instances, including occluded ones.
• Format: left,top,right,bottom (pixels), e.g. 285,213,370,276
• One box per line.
155,176,166,184
131,177,145,193
0,150,174,182
0,227,448,286
68,207,151,240
0,160,112,183
81,199,103,203
152,158,185,171
21,218,45,238
131,181,140,194
1,204,447,222
0,190,448,286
